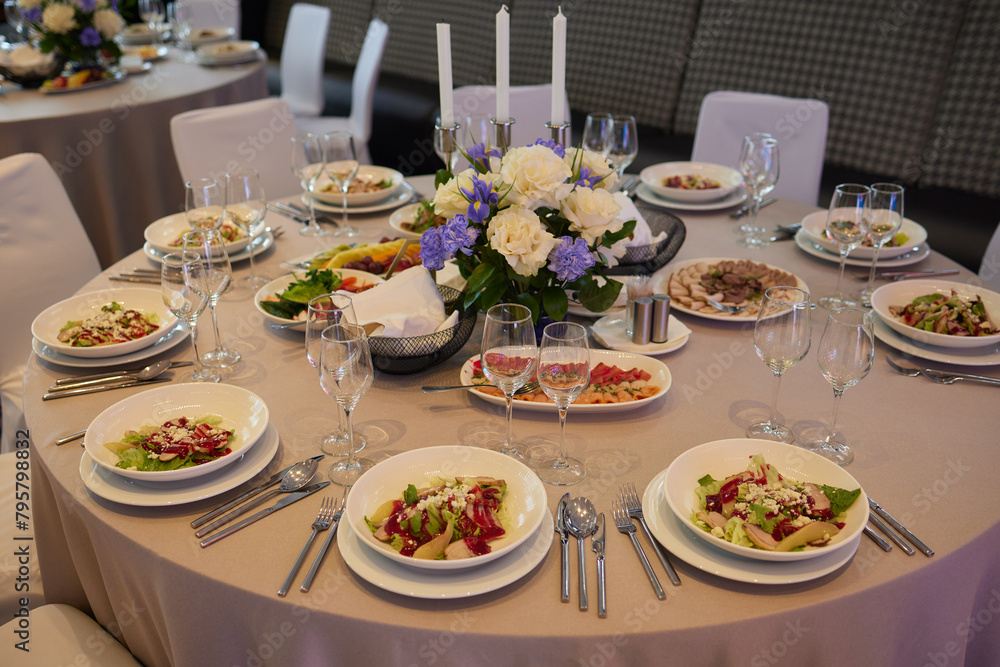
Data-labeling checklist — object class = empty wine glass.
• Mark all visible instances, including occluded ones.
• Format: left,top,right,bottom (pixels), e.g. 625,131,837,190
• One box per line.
138,0,165,43
581,112,613,157
736,132,779,248
161,251,219,382
536,322,591,485
801,307,874,466
607,114,638,181
746,287,812,443
289,132,328,237
320,323,374,486
819,184,871,308
226,168,269,290
182,229,240,368
860,183,904,307
480,303,537,461
322,131,360,238
185,178,225,232
167,1,194,61
4,0,24,42
305,293,367,456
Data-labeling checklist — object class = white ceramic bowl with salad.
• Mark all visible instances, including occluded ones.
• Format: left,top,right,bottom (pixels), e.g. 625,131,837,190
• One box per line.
663,438,868,562
344,445,547,570
31,287,179,359
253,269,384,329
871,279,1000,349
83,383,269,482
639,162,742,203
799,210,927,260
144,212,252,257
311,166,404,207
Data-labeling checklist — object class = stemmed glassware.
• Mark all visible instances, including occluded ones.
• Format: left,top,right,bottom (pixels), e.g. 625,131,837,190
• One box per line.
4,0,24,42
226,167,269,290
536,322,591,485
746,287,812,443
167,1,194,61
319,323,374,486
185,177,225,232
182,229,240,368
581,112,613,156
322,131,360,238
860,183,904,307
289,132,328,237
160,251,219,383
480,303,537,461
819,184,871,308
736,132,780,248
138,0,165,44
802,307,874,466
607,115,638,181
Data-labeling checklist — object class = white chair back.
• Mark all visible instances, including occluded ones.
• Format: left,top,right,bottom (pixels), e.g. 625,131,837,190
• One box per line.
0,604,142,665
451,83,570,150
170,98,303,198
691,90,829,206
185,0,240,33
0,153,100,453
280,3,332,118
980,224,1000,291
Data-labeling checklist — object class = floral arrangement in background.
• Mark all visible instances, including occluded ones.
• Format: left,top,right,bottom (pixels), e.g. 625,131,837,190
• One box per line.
19,0,124,66
419,139,636,323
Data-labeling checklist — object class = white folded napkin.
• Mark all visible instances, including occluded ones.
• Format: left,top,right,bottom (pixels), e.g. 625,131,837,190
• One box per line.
615,193,667,248
346,266,447,337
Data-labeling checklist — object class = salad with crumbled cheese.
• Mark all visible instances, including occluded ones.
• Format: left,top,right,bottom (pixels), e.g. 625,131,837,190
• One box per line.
103,415,235,472
58,302,160,347
691,454,861,552
364,477,507,560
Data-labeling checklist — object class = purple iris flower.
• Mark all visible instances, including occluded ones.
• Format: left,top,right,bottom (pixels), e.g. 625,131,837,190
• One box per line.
532,138,566,158
459,175,498,224
79,26,102,47
548,236,594,282
466,141,500,172
24,7,41,22
574,167,602,188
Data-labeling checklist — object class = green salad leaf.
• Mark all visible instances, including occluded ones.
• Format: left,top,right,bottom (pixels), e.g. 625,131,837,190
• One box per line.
818,485,862,515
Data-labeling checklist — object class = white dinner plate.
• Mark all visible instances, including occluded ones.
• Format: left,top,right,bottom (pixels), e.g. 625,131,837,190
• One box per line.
459,349,671,413
344,446,547,570
40,68,125,94
642,475,859,584
799,210,928,260
657,257,809,322
635,182,747,212
31,288,180,358
663,439,868,562
196,40,258,64
144,212,252,256
794,229,931,268
118,24,170,45
339,512,553,598
32,323,187,368
121,44,169,61
311,166,405,207
187,27,237,46
121,61,152,75
590,314,691,355
872,314,1000,366
639,162,742,203
304,181,416,214
79,421,279,506
253,269,384,329
388,202,431,240
143,229,273,264
84,383,269,482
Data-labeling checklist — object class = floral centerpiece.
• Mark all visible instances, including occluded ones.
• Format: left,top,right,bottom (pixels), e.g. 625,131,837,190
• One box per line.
18,0,124,68
419,139,636,323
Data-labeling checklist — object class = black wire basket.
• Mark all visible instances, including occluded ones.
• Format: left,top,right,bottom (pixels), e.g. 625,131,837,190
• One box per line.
367,285,478,374
604,203,687,276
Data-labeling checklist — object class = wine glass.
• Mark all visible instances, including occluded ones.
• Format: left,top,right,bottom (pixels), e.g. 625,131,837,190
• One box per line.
319,323,374,486
746,287,812,443
305,293,367,456
289,132,328,237
581,112,613,157
322,131,360,238
167,1,194,60
607,114,638,181
182,229,240,369
801,307,875,466
225,167,269,290
536,322,591,485
138,0,165,43
736,132,780,248
818,184,871,308
480,303,537,461
161,251,220,383
860,183,904,307
185,178,225,232
4,0,24,42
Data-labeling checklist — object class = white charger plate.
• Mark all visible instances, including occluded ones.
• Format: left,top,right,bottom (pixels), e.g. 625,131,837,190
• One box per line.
794,229,930,267
872,315,1000,366
253,269,384,329
460,349,671,413
344,446,547,570
311,166,405,207
79,421,279,506
304,181,416,214
32,323,187,368
635,182,747,212
84,383,269,482
799,210,928,260
143,229,273,264
590,314,691,355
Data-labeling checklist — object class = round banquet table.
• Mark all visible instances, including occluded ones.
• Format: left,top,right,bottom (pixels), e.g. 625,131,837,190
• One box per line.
22,175,1000,666
0,49,267,268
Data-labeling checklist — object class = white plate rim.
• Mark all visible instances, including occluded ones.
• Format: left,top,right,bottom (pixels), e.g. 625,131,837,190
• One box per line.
187,27,237,46
872,314,1000,366
310,166,405,207
196,39,258,60
143,229,273,264
122,44,168,61
794,229,931,268
388,202,427,240
639,161,743,203
799,210,927,260
304,181,416,214
590,314,690,355
143,212,252,256
252,269,384,329
635,182,747,211
32,322,188,368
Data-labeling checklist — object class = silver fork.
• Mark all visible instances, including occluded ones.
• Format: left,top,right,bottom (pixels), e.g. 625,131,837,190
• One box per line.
886,356,1000,387
278,497,336,596
706,298,748,314
612,500,665,600
620,482,681,586
421,380,541,394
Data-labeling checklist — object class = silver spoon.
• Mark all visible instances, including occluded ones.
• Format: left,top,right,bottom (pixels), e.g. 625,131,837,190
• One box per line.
48,359,173,392
565,497,598,611
194,459,319,538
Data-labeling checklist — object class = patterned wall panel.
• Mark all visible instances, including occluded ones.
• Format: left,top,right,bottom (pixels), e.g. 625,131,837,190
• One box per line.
264,0,374,67
673,0,967,179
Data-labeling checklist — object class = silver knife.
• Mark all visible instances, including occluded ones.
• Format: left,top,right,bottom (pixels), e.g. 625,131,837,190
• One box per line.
730,197,777,218
868,512,914,555
267,203,307,224
55,361,192,386
109,275,161,284
190,455,326,529
863,524,893,551
299,489,347,592
592,513,606,618
42,376,171,400
557,493,570,602
868,497,934,557
200,482,330,548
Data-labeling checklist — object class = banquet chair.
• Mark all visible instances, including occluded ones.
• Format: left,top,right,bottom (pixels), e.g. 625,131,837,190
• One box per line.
0,604,143,665
185,0,240,33
980,223,1000,291
294,18,389,165
170,97,303,198
690,90,829,206
450,83,571,150
279,3,331,119
0,153,100,455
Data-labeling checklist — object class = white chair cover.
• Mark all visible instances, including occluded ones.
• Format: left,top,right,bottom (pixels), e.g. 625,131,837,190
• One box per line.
185,0,240,33
0,153,100,454
0,452,44,619
295,18,389,165
980,224,1000,291
691,91,829,206
170,98,303,198
0,604,142,665
450,83,571,150
280,3,332,118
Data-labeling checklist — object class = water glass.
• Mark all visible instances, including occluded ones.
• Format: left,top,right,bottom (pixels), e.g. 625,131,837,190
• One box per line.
182,229,240,369
480,303,537,461
226,167,269,290
289,132,328,237
320,323,374,486
161,251,219,382
860,183,904,306
819,184,871,308
581,112,613,157
607,115,638,180
322,131,360,238
736,132,779,248
536,322,591,485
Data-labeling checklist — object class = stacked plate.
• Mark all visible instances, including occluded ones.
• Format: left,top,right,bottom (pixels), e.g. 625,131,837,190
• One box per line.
794,210,931,267
636,162,747,211
196,40,261,66
338,446,553,598
142,213,274,264
306,166,415,215
188,27,237,47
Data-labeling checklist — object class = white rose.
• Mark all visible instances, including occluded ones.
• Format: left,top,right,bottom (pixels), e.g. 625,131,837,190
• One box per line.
561,186,624,245
42,3,77,34
433,168,498,221
564,147,618,190
486,206,558,277
93,8,124,39
499,145,572,211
